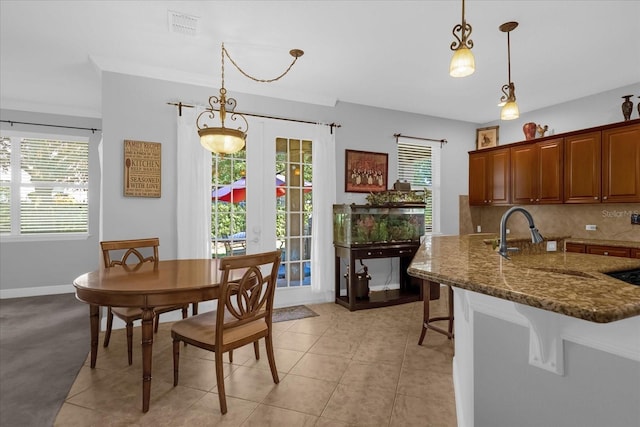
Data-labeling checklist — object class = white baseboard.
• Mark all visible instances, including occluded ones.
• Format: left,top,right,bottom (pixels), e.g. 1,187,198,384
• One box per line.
0,284,75,299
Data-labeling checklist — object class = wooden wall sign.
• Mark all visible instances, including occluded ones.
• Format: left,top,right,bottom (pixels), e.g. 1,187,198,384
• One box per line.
123,140,161,198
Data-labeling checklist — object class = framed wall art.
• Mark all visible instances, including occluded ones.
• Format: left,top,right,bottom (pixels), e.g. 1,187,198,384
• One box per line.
345,149,388,193
476,125,499,150
123,140,162,197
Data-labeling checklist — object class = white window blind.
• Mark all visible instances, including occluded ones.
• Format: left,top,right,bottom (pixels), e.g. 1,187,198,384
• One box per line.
397,140,439,233
0,134,89,235
0,137,10,234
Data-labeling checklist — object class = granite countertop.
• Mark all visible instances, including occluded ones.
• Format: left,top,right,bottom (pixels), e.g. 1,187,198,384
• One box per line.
408,235,640,323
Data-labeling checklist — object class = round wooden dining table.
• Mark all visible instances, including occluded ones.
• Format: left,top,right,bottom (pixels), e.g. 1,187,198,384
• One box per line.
73,259,223,413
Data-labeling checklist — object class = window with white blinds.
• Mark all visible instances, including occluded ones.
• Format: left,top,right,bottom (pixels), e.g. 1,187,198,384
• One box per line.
397,140,439,233
0,134,89,236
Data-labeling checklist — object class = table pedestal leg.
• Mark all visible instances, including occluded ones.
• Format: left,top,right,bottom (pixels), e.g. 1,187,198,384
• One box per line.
141,308,154,413
89,304,99,368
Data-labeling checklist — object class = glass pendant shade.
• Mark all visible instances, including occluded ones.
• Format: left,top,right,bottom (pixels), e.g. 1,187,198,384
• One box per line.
198,127,246,154
449,46,475,77
500,100,520,120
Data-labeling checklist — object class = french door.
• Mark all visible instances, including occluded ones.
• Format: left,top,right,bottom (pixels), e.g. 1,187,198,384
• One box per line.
211,117,315,307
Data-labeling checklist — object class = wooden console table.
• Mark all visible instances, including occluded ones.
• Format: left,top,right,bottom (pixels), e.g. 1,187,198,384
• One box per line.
334,242,424,311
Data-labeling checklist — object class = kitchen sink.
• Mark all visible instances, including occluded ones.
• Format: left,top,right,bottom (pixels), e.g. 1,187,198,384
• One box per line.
605,269,640,286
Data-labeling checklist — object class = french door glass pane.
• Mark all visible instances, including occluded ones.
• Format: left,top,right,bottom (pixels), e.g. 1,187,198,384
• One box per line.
211,151,246,258
276,138,312,288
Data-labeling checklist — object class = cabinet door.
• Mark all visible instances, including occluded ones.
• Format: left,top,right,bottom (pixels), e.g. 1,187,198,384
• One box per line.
537,138,563,203
469,149,511,205
586,245,631,258
511,139,563,205
602,123,640,203
564,131,601,203
488,149,511,205
469,152,488,205
511,144,537,204
565,242,586,253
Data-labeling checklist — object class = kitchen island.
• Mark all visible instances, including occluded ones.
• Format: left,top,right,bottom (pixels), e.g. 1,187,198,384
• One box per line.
408,234,640,427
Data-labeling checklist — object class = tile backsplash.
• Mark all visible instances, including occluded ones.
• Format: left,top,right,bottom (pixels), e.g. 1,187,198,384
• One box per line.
459,195,640,242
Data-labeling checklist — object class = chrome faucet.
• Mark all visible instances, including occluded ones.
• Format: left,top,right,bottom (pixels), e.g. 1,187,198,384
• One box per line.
498,206,544,259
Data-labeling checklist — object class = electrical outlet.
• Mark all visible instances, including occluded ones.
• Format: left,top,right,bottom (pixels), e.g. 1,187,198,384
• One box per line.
476,225,482,233
586,224,597,231
506,228,510,234
546,241,557,252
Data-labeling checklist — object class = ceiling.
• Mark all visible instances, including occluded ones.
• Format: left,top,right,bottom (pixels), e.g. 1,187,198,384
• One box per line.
1,1,639,124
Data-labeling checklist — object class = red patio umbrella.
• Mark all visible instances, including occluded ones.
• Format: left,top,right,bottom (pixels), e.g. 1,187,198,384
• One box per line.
213,176,312,203
212,176,287,203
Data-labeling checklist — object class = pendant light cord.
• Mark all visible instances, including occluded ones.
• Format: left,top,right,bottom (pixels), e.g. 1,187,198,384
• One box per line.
222,44,303,84
507,31,512,83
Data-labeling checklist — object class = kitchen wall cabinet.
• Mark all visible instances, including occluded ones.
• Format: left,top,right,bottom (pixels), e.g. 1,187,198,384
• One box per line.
469,119,640,207
632,249,640,259
602,123,640,203
511,138,563,204
563,122,640,204
564,131,602,203
469,148,510,206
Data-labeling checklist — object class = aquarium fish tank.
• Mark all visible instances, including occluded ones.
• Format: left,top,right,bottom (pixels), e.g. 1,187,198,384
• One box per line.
333,204,425,246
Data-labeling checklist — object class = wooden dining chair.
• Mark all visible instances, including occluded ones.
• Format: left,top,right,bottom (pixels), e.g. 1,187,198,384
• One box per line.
100,238,193,365
171,250,281,414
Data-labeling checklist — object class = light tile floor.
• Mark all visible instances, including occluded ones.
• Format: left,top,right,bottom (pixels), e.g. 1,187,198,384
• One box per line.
55,297,456,426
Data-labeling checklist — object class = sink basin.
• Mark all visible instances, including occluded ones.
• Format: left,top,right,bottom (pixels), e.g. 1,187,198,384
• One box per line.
531,267,596,279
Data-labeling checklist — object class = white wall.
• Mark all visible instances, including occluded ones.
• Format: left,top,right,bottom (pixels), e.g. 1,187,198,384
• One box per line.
100,72,337,261
333,101,475,235
0,110,102,297
98,73,477,293
2,75,637,296
480,82,640,146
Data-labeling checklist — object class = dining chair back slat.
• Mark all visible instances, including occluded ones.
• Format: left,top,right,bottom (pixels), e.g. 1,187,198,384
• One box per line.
101,238,159,268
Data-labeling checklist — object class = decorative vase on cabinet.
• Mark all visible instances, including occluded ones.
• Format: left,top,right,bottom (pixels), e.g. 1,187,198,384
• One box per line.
523,122,537,140
621,95,633,121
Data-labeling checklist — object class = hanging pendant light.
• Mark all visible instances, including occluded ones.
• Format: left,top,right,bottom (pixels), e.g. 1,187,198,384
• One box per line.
498,21,520,120
196,43,304,154
449,0,475,77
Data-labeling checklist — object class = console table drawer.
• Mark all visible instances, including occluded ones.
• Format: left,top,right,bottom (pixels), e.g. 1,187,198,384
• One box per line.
352,246,417,259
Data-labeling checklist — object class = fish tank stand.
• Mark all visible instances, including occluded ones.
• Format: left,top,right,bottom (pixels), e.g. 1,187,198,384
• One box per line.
334,242,424,311
333,203,427,311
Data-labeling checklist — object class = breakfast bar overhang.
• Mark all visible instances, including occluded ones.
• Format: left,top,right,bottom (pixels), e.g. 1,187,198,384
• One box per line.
408,234,640,427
